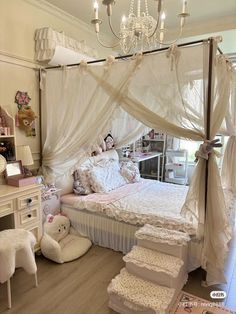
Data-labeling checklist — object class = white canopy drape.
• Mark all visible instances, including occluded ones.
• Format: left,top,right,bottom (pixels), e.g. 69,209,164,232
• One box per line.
221,68,236,193
41,39,233,285
110,107,150,148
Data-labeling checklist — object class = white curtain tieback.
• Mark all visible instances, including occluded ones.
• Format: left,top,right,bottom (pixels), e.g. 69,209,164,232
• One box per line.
80,60,87,68
166,44,181,71
104,55,116,72
195,139,222,161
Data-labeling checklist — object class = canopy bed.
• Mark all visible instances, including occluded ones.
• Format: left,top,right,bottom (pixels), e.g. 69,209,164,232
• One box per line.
40,37,236,286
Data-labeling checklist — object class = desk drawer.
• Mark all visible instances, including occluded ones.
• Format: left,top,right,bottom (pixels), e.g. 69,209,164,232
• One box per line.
17,193,40,210
0,200,14,218
16,206,39,227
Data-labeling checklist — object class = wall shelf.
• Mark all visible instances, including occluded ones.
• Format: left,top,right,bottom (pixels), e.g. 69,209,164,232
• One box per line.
164,149,188,185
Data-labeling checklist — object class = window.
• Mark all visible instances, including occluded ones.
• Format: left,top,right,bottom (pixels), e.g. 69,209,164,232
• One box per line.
179,136,229,166
179,140,200,163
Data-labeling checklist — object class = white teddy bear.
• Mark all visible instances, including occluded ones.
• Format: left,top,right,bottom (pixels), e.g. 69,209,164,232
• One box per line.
40,213,92,263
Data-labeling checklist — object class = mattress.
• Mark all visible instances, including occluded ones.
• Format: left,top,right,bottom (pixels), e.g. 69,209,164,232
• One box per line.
61,179,196,235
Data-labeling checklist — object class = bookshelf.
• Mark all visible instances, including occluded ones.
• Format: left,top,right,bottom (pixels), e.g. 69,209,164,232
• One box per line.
0,107,16,162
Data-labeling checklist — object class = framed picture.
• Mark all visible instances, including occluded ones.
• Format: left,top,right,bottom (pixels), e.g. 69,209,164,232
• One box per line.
5,160,23,178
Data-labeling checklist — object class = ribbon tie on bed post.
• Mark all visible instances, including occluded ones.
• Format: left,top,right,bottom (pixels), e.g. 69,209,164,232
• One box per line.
194,139,222,162
166,45,181,71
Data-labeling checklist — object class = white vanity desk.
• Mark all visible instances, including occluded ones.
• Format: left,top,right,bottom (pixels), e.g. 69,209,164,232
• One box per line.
0,184,42,250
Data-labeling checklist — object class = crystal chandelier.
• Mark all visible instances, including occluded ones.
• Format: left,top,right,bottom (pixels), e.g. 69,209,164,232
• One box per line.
91,0,190,54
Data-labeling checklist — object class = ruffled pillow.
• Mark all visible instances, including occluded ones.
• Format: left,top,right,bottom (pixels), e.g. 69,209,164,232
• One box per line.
89,159,127,193
120,161,140,183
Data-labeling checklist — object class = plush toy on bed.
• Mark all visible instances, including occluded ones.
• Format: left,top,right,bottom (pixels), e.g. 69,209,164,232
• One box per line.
91,133,114,156
104,133,114,151
40,213,92,263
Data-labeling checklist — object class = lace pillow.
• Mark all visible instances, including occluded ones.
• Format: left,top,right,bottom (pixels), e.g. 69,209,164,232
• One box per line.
73,166,93,195
120,161,140,183
89,159,127,193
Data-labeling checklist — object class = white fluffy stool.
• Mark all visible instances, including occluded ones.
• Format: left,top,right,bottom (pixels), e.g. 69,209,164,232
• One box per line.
0,229,38,309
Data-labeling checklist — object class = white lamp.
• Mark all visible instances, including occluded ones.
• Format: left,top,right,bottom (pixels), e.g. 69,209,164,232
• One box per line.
16,145,34,176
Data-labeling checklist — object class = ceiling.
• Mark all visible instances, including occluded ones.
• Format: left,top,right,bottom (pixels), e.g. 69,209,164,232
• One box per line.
45,0,236,54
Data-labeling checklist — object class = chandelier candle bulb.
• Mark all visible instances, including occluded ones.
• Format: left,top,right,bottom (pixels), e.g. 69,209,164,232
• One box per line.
121,15,127,28
94,1,99,19
160,12,166,30
182,0,187,14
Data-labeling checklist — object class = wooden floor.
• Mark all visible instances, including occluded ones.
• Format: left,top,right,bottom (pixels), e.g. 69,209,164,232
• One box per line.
0,246,123,314
0,240,236,314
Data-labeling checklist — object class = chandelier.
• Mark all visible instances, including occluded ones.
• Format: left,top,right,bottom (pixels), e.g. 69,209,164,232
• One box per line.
91,0,190,54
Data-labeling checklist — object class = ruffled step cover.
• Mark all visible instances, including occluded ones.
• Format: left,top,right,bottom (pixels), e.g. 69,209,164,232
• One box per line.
123,246,187,291
108,268,176,314
135,224,190,260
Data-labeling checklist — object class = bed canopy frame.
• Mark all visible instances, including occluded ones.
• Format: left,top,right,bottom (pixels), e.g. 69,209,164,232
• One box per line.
41,37,217,214
39,37,236,286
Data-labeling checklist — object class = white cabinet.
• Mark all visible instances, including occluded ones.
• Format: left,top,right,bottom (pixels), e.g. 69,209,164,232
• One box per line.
0,107,16,161
165,150,188,185
0,184,42,251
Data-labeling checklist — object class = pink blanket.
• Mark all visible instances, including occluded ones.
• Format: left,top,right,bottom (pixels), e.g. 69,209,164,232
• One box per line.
61,179,153,207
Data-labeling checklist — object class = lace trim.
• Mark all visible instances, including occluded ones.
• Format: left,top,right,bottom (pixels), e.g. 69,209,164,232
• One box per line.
104,206,197,235
135,224,191,246
74,198,197,235
123,246,183,278
107,268,175,312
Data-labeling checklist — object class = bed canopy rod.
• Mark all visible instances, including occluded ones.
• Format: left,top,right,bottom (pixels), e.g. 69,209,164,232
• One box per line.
45,37,223,70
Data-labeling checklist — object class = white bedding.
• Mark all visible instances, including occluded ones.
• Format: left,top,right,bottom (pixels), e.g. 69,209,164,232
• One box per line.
61,179,196,235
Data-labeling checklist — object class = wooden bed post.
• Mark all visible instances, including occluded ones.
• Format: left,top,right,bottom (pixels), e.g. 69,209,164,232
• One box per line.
205,37,215,219
38,69,43,167
203,37,215,283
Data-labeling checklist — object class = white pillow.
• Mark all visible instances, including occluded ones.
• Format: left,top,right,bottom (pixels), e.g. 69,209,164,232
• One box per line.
89,159,126,193
120,161,141,183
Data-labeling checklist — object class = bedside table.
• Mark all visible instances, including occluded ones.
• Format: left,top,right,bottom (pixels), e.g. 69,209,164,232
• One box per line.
41,188,61,222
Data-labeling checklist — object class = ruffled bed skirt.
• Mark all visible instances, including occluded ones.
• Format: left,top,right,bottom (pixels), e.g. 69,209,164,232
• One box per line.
61,205,202,271
62,205,139,254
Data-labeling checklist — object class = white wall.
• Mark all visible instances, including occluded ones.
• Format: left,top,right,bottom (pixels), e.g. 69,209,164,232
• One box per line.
0,0,111,171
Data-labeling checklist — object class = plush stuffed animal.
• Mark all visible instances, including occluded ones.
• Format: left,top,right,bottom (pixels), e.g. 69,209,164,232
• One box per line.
17,107,37,137
15,91,37,137
104,133,114,150
40,213,92,263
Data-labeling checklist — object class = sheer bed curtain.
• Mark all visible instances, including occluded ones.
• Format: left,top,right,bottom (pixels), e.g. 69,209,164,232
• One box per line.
41,39,232,284
111,107,150,148
41,57,145,190
221,68,236,194
85,41,231,285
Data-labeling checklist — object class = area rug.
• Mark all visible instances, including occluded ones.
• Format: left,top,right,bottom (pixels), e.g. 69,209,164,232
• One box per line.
171,291,236,314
